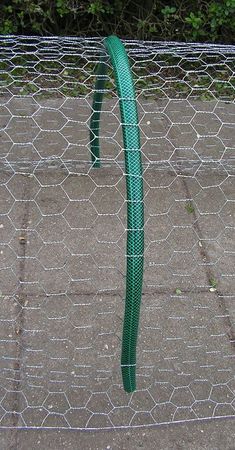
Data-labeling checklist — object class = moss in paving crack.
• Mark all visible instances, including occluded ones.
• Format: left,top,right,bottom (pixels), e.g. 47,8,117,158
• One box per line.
175,288,182,295
209,277,218,289
185,202,195,214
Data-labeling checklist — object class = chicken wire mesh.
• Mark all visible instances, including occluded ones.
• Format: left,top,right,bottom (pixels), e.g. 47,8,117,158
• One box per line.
0,35,235,429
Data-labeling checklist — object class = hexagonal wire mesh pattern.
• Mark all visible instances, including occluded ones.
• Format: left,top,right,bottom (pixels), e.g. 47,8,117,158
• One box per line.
0,36,235,429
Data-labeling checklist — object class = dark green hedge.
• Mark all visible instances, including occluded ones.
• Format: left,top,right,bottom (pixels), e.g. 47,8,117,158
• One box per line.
0,0,235,43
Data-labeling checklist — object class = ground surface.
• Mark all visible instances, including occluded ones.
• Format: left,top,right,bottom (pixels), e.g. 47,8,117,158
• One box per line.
0,97,234,447
1,419,235,449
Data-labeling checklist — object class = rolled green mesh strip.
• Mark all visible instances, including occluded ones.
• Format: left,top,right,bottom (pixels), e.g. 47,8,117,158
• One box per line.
90,35,144,392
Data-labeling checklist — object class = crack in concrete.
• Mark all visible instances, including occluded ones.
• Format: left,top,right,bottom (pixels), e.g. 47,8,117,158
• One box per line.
181,177,235,351
11,188,31,447
10,285,233,302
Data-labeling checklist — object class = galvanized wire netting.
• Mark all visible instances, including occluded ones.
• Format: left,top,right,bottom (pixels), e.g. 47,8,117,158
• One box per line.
0,35,235,429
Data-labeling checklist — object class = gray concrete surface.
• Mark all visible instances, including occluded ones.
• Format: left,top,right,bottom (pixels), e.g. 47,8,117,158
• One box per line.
1,418,235,449
0,97,235,446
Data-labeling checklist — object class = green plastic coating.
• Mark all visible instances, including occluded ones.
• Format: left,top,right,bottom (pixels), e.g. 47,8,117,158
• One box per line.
90,35,144,392
90,54,108,168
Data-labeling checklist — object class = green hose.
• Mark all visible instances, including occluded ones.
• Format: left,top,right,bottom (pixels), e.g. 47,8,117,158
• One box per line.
90,35,144,392
90,54,108,168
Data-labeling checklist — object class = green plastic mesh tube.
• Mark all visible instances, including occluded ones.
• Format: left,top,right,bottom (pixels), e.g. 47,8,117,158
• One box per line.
90,54,108,168
90,35,144,392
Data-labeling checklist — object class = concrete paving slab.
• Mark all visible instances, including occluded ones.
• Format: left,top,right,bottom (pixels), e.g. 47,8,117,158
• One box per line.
0,97,234,433
1,418,235,449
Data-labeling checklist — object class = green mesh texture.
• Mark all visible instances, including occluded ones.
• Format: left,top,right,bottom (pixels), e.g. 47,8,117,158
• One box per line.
90,55,108,168
90,35,144,392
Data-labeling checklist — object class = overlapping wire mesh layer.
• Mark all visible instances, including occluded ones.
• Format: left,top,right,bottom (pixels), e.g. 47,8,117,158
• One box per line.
0,36,235,429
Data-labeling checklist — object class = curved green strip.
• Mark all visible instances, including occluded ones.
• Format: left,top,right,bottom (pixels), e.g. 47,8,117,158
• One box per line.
90,55,108,168
90,35,144,392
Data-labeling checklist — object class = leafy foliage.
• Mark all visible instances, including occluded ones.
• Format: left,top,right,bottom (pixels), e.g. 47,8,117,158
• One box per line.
0,0,234,43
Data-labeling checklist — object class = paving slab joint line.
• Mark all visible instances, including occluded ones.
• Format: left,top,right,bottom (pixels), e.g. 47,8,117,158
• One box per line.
11,184,31,434
181,177,235,353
